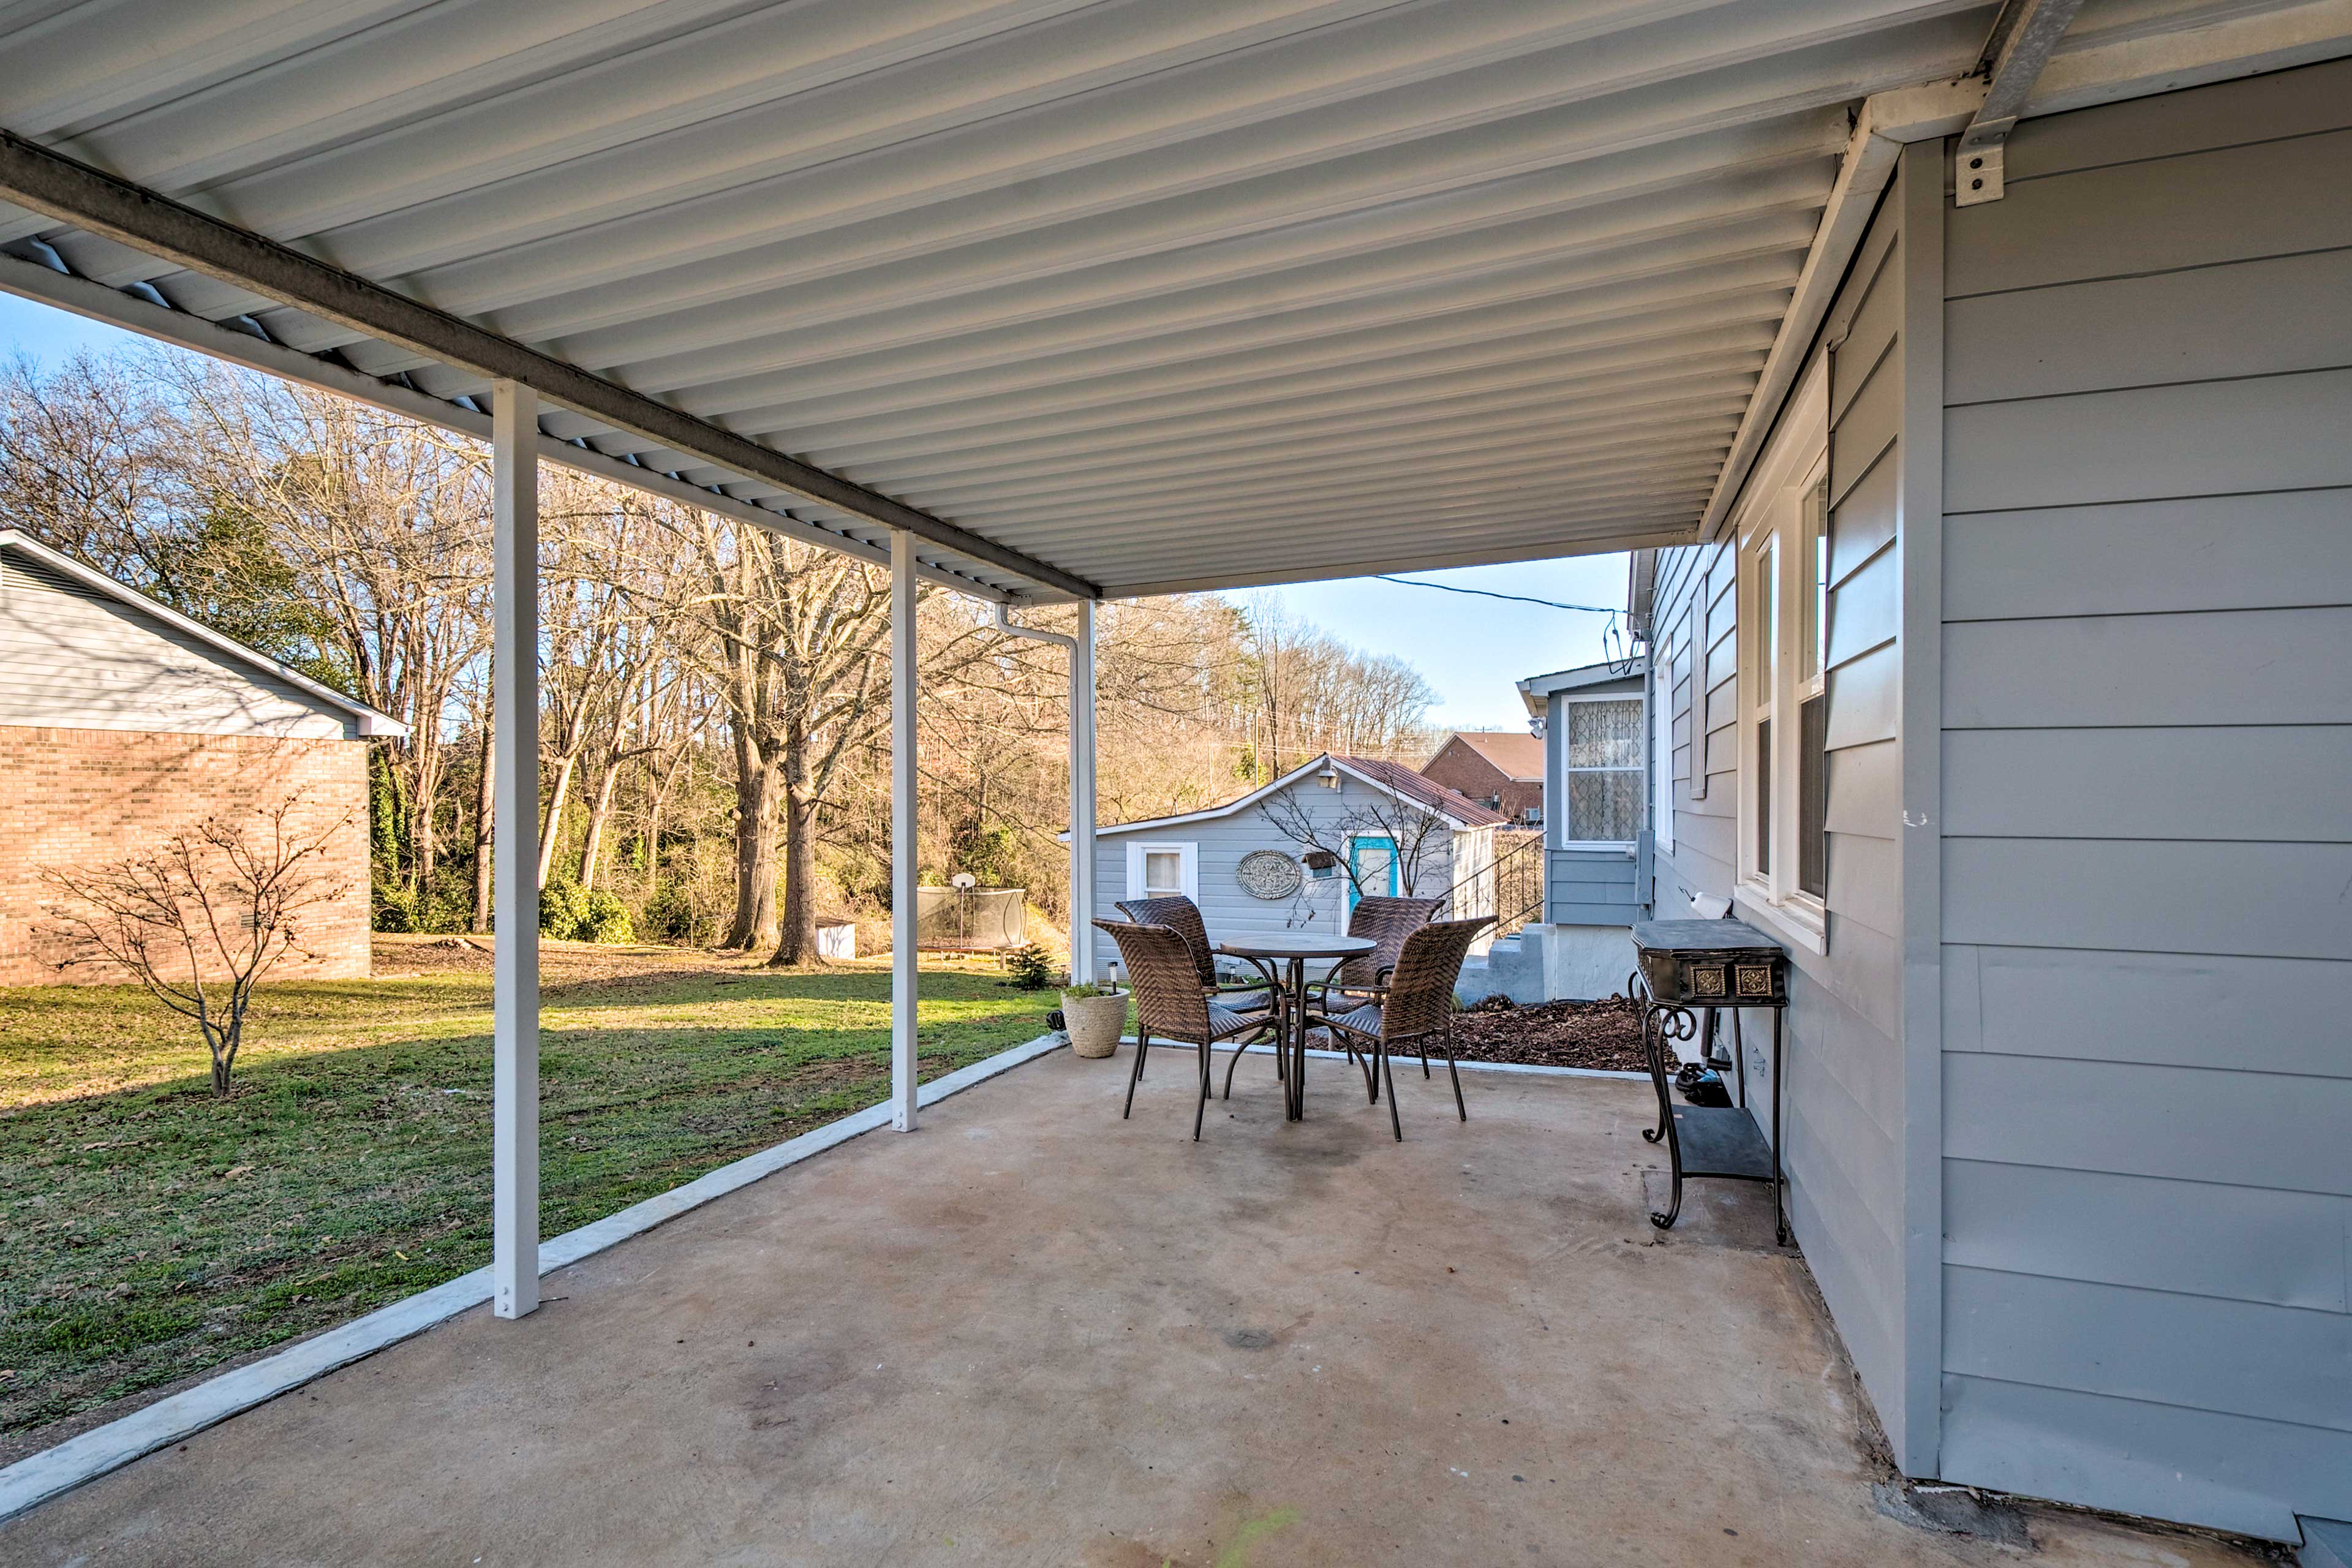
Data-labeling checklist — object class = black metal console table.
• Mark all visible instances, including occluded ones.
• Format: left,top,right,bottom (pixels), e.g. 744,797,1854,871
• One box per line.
1630,919,1790,1244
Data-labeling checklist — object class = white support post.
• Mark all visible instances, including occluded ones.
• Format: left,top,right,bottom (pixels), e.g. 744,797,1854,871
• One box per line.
1068,599,1098,984
890,529,919,1132
491,380,540,1319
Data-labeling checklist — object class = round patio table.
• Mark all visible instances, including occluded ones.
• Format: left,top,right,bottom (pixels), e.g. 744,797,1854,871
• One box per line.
1215,932,1375,1121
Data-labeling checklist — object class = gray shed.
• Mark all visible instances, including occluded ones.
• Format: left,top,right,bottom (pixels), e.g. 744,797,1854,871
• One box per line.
1074,753,1504,982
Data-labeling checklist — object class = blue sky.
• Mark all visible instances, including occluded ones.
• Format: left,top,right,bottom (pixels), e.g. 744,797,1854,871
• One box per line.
2,292,1626,731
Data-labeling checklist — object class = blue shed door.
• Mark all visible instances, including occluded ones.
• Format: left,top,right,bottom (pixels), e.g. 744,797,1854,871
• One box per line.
1348,835,1399,910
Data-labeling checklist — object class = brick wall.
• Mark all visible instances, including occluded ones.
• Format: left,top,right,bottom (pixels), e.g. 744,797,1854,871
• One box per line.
1418,749,1543,824
0,727,373,986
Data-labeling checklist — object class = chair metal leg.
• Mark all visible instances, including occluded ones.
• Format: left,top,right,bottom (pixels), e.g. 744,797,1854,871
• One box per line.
1379,1039,1403,1140
1193,1038,1212,1140
1443,1029,1466,1121
1221,1035,1247,1099
1123,1032,1149,1119
1419,1044,1432,1079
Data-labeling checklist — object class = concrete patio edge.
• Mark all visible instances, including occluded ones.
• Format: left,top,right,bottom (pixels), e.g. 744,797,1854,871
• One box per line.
0,1030,1071,1525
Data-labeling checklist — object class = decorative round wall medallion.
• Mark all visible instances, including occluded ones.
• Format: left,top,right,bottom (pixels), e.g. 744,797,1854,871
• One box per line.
1237,849,1304,900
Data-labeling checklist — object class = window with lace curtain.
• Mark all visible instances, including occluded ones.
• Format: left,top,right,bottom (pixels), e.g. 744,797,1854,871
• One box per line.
1562,695,1643,845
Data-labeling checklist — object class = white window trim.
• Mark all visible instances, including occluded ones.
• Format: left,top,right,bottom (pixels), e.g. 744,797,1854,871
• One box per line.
1558,690,1645,851
1125,840,1198,902
1730,354,1830,955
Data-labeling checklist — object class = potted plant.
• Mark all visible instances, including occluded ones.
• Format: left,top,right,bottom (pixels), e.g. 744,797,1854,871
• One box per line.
1058,982,1128,1058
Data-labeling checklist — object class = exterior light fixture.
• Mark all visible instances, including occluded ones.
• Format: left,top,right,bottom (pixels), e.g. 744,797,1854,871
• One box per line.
1317,760,1341,789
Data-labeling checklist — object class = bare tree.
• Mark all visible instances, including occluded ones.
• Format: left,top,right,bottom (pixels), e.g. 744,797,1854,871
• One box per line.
1258,771,1452,904
162,359,492,897
665,514,901,961
40,797,353,1096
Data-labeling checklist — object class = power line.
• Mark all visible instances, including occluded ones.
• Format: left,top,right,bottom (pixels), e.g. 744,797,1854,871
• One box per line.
1370,575,1620,614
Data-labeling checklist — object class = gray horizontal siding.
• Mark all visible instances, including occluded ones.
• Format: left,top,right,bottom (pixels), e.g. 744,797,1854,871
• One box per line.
0,554,349,739
1943,1160,2349,1313
1944,1267,2350,1434
1945,942,2351,1080
1544,848,1637,926
1945,1050,2351,1197
1945,489,2352,620
1938,1374,2352,1544
1934,60,2352,1535
1944,727,2352,842
1944,368,2352,513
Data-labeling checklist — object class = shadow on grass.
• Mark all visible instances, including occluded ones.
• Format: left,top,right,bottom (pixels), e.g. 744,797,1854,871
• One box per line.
0,982,1051,1457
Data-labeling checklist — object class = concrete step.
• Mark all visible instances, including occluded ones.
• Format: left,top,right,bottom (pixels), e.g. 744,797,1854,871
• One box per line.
2302,1517,2352,1568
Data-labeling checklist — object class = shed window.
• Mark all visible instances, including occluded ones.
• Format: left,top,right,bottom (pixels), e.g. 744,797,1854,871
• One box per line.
1564,697,1643,845
1125,841,1197,902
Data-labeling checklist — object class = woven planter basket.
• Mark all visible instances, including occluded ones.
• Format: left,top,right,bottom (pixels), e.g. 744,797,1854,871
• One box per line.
1061,991,1128,1058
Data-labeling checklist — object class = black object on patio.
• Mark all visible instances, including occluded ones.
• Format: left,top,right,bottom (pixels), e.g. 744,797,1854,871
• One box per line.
1630,919,1791,1243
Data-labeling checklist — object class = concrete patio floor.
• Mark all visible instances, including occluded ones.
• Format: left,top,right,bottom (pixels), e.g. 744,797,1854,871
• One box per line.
5,1046,2265,1567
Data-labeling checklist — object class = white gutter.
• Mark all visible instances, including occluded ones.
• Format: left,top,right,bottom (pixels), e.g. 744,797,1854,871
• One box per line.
1696,0,2352,541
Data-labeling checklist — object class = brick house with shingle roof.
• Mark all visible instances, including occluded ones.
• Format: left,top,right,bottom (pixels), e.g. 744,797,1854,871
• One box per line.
1419,731,1545,824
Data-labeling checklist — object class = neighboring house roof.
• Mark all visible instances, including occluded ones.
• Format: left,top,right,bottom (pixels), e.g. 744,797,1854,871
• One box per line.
1517,655,1649,716
1431,730,1544,783
1063,752,1507,841
1337,755,1510,827
0,529,407,738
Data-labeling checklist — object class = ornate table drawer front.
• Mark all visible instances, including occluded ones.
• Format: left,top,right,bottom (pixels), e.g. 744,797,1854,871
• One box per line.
1631,921,1788,1007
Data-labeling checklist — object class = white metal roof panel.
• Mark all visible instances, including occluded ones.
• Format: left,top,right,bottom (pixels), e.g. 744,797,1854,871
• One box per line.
1,0,2337,600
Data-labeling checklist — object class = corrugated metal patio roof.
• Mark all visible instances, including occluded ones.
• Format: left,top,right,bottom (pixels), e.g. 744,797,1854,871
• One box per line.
2,0,2343,600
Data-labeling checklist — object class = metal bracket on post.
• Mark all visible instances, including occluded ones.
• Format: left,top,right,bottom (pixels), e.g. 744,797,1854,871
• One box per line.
1953,135,2005,206
1953,0,2084,208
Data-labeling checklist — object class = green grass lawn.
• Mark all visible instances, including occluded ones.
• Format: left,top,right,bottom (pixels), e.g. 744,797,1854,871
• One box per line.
0,938,1057,1456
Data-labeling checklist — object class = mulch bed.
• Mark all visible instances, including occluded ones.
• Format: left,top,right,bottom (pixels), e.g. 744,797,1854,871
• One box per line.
1440,994,1651,1072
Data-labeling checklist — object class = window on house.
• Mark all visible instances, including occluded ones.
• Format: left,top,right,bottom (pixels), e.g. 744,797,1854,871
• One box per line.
1798,476,1830,900
1746,530,1777,877
1734,355,1830,947
1144,850,1184,898
1652,626,1675,853
1127,842,1197,901
1564,696,1643,844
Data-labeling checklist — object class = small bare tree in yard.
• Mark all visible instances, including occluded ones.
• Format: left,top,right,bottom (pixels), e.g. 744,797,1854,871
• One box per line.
41,796,353,1096
1259,770,1452,905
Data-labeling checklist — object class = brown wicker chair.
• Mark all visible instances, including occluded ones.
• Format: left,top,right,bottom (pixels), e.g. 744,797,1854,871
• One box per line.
1114,896,1273,1011
1115,895,1277,1093
1284,894,1441,1091
1312,894,1442,1004
1094,919,1275,1139
1306,916,1493,1140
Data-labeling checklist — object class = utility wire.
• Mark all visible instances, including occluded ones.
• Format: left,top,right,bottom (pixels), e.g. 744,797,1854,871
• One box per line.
1372,573,1644,676
1370,575,1619,614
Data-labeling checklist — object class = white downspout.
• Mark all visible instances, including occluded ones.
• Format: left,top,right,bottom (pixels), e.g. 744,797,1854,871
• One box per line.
991,601,1098,983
